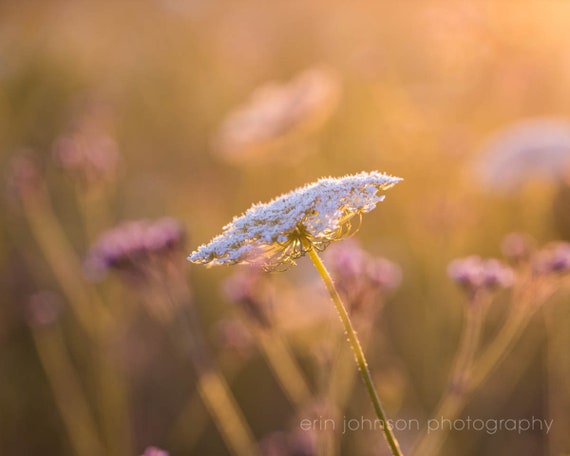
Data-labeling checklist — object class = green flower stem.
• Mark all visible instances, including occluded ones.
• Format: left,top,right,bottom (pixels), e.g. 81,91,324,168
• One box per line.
23,194,132,456
22,194,111,337
256,331,312,407
330,294,386,456
468,309,530,392
327,292,382,412
413,281,553,456
94,327,132,456
412,292,488,456
196,370,258,456
165,284,258,456
33,325,106,456
170,361,243,451
467,281,553,392
413,308,531,456
308,248,403,456
449,294,487,389
74,182,115,244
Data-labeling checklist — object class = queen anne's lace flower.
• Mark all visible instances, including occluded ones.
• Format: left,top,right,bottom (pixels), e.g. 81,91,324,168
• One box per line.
188,171,402,271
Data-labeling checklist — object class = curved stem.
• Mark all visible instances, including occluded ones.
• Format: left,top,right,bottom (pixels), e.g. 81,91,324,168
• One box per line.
256,331,312,407
449,295,486,390
23,194,132,455
308,248,403,456
326,291,384,456
412,293,487,456
164,284,259,456
468,307,532,392
413,282,550,456
33,325,106,456
22,195,111,337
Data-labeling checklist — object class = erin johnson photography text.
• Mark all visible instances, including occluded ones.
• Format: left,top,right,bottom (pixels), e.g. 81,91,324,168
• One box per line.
299,416,554,436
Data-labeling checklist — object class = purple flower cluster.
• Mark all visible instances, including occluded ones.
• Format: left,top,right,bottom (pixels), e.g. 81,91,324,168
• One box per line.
85,218,185,280
327,240,401,290
533,242,570,275
447,256,515,294
325,240,401,313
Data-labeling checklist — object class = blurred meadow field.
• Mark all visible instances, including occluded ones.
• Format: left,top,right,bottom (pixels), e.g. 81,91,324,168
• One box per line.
1,1,570,455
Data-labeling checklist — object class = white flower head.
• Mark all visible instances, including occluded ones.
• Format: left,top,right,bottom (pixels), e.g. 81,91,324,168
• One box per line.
188,171,402,271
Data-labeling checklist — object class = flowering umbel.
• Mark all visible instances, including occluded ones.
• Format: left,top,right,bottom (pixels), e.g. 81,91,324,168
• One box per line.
188,171,402,271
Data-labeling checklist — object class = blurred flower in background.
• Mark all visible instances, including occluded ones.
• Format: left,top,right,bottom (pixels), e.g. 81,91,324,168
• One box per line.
325,239,401,314
532,242,570,276
474,118,570,192
86,217,185,283
52,96,120,191
212,65,341,164
447,255,514,296
140,446,169,456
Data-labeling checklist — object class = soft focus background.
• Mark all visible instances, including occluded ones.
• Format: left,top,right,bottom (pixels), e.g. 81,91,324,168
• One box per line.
1,1,570,455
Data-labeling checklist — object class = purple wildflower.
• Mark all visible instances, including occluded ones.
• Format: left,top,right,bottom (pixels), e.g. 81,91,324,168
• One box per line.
85,218,185,281
448,256,514,295
533,242,570,275
325,240,401,314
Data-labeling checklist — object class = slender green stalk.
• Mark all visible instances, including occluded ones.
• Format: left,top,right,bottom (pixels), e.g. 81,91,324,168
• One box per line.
413,281,554,456
326,292,384,456
195,370,258,456
468,308,530,391
412,293,488,456
94,328,132,456
22,195,111,336
161,283,259,456
72,183,133,456
74,184,114,244
23,194,132,456
468,281,554,393
33,325,106,456
257,332,311,407
543,298,570,455
308,248,403,456
449,294,486,389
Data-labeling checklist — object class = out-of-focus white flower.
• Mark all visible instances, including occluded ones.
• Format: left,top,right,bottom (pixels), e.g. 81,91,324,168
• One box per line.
188,171,402,271
475,118,570,192
213,65,341,164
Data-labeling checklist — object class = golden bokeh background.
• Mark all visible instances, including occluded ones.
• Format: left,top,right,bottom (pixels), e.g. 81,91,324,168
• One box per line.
1,1,570,455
